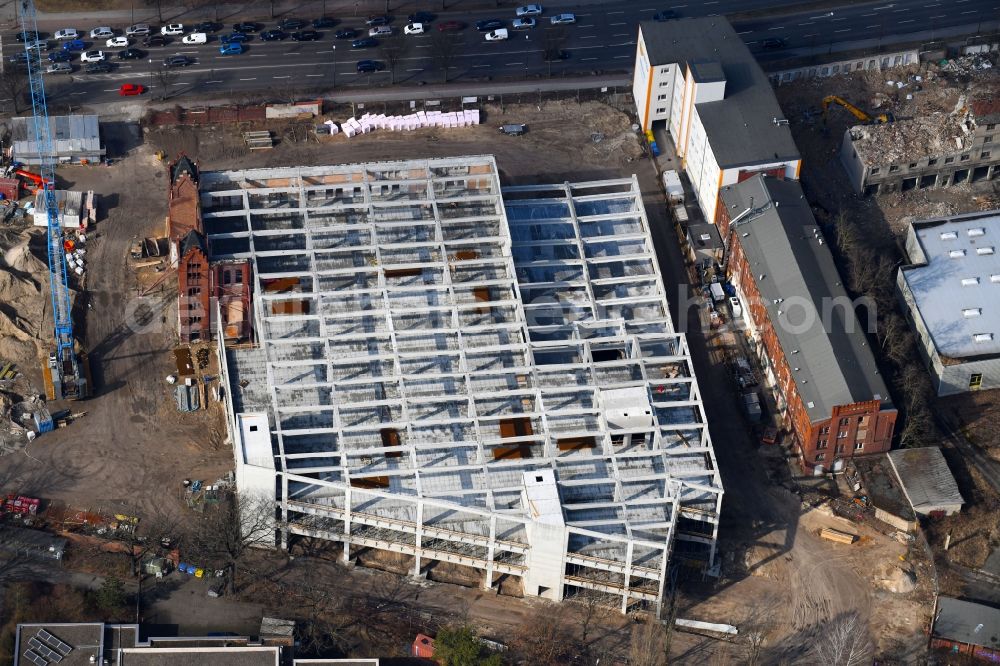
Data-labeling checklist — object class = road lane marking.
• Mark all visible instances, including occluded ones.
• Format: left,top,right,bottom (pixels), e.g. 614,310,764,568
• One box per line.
639,7,655,11
205,79,223,83
473,64,490,67
580,35,597,39
835,28,851,32
960,10,978,13
581,57,597,61
406,68,422,71
797,22,814,26
768,26,783,30
609,22,626,26
612,33,629,37
306,73,323,77
505,61,522,65
803,33,819,37
607,10,624,14
614,55,629,58
239,77,256,80
865,24,880,28
738,30,752,34
861,12,876,16
899,19,915,23
929,15,946,18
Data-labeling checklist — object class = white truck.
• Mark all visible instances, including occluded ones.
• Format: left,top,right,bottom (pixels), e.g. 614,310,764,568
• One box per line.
662,170,684,204
710,282,725,303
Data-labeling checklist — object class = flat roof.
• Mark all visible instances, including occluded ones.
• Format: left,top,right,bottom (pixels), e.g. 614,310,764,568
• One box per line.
934,597,1000,649
886,447,964,514
721,175,891,421
900,210,1000,360
205,159,721,561
118,647,279,666
12,114,101,157
15,623,103,666
639,18,800,169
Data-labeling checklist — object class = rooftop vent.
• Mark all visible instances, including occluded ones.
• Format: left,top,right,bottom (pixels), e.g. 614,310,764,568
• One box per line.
963,308,983,317
962,277,980,286
950,249,967,258
973,333,994,343
968,228,986,237
992,274,1000,283
977,247,994,256
941,231,958,240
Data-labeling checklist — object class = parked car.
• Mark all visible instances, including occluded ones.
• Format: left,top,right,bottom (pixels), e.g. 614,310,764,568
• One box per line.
84,61,113,73
182,32,207,44
475,19,504,32
511,18,535,30
365,15,390,26
761,37,786,49
62,39,86,51
89,27,114,39
516,4,543,16
260,29,287,41
16,29,41,41
408,11,435,23
54,28,78,40
45,62,72,74
549,13,575,24
335,28,357,39
160,24,185,36
219,42,244,54
106,36,129,48
221,32,250,43
498,123,527,136
485,28,508,41
312,17,337,29
119,83,145,96
164,54,192,67
80,50,106,62
351,36,377,48
125,23,151,36
290,30,321,41
403,22,424,35
356,59,384,72
143,34,168,46
436,20,465,32
653,10,678,21
117,47,146,59
23,38,48,51
194,21,222,33
368,25,392,37
232,22,261,33
278,18,307,30
47,50,72,62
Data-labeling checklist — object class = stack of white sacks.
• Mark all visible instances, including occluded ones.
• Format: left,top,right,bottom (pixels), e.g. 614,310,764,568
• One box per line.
337,108,480,137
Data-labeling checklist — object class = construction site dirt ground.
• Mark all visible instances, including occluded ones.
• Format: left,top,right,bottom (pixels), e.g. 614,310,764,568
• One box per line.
0,99,925,660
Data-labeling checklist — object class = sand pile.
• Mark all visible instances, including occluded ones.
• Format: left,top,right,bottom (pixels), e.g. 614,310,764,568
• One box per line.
0,231,55,363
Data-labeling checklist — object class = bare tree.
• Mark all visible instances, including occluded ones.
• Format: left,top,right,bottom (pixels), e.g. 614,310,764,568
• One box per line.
510,603,575,664
738,594,779,666
430,30,460,83
378,33,409,85
812,611,874,666
145,0,164,23
628,617,672,666
0,68,29,114
107,506,180,578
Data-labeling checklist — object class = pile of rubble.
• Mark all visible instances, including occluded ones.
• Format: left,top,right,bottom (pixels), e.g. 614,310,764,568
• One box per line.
939,53,994,75
849,109,969,165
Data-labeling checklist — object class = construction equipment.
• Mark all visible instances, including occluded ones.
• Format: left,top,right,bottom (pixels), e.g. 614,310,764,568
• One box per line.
18,0,88,401
821,95,894,124
14,168,47,193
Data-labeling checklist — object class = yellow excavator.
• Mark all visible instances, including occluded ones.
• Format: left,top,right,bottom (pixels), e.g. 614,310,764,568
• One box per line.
821,95,894,124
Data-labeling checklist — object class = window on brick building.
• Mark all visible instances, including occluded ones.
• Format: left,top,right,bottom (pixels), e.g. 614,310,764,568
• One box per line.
186,263,202,282
870,167,880,174
928,158,938,166
835,444,844,455
961,154,970,161
235,269,243,284
837,430,848,439
908,162,917,169
854,442,864,451
820,426,830,435
816,453,826,462
839,417,849,426
186,287,201,298
817,439,828,449
888,165,899,173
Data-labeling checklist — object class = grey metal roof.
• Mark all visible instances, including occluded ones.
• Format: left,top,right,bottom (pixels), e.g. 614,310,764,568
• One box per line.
934,596,1000,649
721,175,892,422
11,114,102,159
886,447,964,514
638,18,800,168
900,210,1000,360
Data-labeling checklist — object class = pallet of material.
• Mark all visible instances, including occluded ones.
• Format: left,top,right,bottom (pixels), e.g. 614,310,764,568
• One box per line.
820,527,857,544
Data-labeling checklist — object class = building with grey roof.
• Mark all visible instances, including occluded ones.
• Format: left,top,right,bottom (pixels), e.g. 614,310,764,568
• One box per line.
721,175,896,472
632,17,801,223
11,115,104,165
898,210,1000,396
931,597,1000,659
886,447,963,517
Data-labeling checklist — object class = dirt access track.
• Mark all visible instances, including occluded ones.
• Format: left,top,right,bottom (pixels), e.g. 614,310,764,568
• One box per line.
1,99,916,660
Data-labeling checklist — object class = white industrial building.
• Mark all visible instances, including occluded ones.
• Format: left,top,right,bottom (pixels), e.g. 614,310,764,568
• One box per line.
632,17,801,223
206,157,722,615
897,210,1000,396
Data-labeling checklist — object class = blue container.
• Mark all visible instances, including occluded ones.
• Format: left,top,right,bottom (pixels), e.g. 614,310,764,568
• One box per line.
34,411,54,433
650,141,661,156
178,562,189,574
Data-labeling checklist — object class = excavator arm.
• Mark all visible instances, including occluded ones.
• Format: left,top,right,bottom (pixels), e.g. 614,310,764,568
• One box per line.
822,95,871,122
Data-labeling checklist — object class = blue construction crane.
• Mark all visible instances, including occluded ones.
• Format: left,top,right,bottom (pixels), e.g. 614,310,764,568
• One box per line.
18,0,88,400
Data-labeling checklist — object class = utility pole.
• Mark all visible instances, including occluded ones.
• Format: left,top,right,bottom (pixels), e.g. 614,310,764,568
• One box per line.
332,45,336,89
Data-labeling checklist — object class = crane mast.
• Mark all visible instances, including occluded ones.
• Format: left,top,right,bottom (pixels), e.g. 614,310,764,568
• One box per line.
18,0,87,400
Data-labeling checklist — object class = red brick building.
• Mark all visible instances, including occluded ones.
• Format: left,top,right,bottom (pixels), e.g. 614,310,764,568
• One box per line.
720,175,896,472
177,231,211,342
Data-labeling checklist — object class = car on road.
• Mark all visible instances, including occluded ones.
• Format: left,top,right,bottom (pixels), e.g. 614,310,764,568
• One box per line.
23,38,48,51
62,39,86,51
485,28,508,41
475,19,504,32
511,18,535,30
260,29,287,41
232,22,261,33
161,24,185,36
312,17,337,29
219,42,244,55
89,27,114,39
106,36,129,48
351,36,377,48
119,83,145,96
549,13,575,24
652,10,678,21
164,54,192,67
118,47,146,59
436,20,465,32
47,50,72,62
516,4,543,16
278,18,307,30
84,61,113,73
368,25,392,37
290,30,321,41
403,23,424,35
356,59,384,72
194,21,222,33
182,32,207,44
46,62,72,74
80,50,106,62
16,29,41,41
760,37,786,49
125,23,150,36
365,15,390,26
143,34,168,46
54,28,78,40
336,28,358,39
408,11,435,23
221,32,250,43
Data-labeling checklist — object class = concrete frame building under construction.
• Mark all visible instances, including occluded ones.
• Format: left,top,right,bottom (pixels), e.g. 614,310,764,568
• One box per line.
204,156,722,615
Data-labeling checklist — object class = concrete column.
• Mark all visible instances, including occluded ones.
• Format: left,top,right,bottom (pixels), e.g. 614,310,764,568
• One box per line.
987,165,996,180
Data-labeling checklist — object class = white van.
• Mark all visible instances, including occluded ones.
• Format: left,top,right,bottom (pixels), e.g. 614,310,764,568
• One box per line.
182,32,207,44
485,28,509,41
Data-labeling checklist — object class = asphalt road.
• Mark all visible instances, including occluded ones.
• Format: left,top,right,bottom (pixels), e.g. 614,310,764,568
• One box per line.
2,0,997,105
